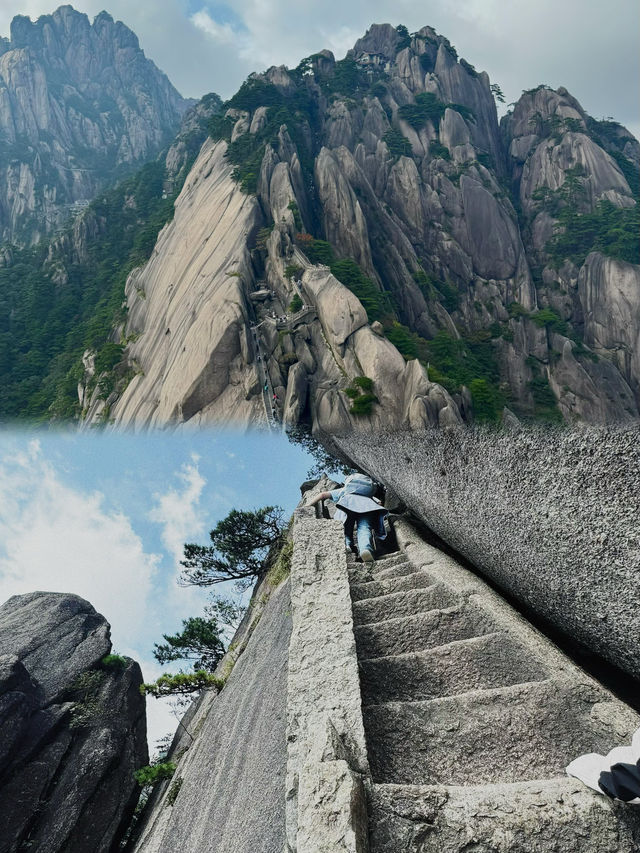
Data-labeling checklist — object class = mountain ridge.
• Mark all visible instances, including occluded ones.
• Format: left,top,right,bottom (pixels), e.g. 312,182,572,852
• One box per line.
0,4,191,244
98,22,639,431
0,19,637,429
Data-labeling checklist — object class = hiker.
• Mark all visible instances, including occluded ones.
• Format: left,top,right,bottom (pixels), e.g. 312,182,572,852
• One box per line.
309,473,387,563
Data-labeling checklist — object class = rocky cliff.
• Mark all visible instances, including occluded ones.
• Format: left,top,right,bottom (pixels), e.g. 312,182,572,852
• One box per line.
96,22,639,431
0,5,190,245
98,135,461,432
0,591,147,852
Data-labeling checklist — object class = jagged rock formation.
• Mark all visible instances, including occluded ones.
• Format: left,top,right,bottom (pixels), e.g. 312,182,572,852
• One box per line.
0,85,222,423
129,499,640,852
0,591,147,852
104,138,461,432
336,424,640,682
99,22,638,431
0,5,190,244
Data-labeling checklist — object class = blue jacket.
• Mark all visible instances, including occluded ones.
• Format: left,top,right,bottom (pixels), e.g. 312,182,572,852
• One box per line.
329,486,388,539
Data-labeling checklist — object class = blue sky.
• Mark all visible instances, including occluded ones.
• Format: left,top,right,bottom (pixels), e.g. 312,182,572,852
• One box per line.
0,0,638,139
0,428,322,748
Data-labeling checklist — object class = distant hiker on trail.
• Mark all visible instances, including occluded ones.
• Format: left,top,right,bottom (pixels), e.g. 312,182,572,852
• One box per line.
309,473,387,563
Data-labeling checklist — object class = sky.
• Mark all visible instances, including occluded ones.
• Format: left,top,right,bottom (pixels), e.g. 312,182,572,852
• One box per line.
0,0,638,140
0,428,322,751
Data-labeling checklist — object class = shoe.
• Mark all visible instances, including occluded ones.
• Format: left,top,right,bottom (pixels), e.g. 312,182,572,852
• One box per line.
360,549,374,564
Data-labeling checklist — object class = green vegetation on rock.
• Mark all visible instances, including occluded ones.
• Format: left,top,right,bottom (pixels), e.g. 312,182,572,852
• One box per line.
547,199,639,267
296,235,391,323
382,128,413,160
134,762,176,787
153,617,226,672
140,671,223,698
0,159,187,422
209,78,317,197
101,653,128,670
398,92,475,131
343,375,378,417
289,293,303,312
180,506,286,587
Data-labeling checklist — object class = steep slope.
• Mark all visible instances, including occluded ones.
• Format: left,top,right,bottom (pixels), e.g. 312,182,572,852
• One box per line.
105,137,462,432
106,137,265,428
0,5,190,244
0,92,221,422
503,86,640,420
0,591,147,852
103,22,639,431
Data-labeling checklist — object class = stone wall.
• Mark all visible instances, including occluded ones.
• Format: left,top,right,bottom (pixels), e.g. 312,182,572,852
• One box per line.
286,507,370,852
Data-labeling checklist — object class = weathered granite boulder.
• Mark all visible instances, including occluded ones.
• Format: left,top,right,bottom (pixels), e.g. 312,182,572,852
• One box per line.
0,591,147,853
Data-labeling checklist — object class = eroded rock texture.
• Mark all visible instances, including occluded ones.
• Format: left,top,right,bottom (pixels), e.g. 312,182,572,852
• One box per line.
100,22,638,431
336,425,640,682
0,591,147,853
0,5,189,244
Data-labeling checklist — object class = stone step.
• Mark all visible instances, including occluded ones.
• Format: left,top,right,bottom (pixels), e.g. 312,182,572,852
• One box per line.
355,603,498,661
363,680,611,786
351,569,436,602
369,552,409,569
352,584,458,627
359,633,548,705
368,779,640,853
370,561,417,581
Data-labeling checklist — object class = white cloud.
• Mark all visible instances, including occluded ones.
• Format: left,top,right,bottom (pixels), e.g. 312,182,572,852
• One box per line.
190,9,240,45
0,443,160,648
0,442,212,750
148,455,207,569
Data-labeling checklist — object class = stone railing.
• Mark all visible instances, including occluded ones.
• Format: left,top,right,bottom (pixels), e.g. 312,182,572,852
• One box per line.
285,507,370,853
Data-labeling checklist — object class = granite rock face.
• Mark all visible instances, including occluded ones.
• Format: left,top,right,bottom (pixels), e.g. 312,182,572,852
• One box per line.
578,252,640,401
131,574,292,853
105,138,266,429
90,22,639,430
0,5,189,244
336,425,640,681
99,137,462,432
0,591,147,853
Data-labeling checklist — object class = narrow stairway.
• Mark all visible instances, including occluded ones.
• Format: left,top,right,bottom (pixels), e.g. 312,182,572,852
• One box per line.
347,530,640,851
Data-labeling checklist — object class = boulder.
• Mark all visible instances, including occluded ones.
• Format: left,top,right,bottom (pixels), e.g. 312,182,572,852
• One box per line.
0,591,147,853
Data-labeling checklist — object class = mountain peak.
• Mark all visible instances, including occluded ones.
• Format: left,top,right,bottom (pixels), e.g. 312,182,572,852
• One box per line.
350,22,403,60
0,3,189,245
94,10,114,24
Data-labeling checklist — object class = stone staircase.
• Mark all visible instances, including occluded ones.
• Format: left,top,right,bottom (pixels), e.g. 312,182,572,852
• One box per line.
347,521,640,852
